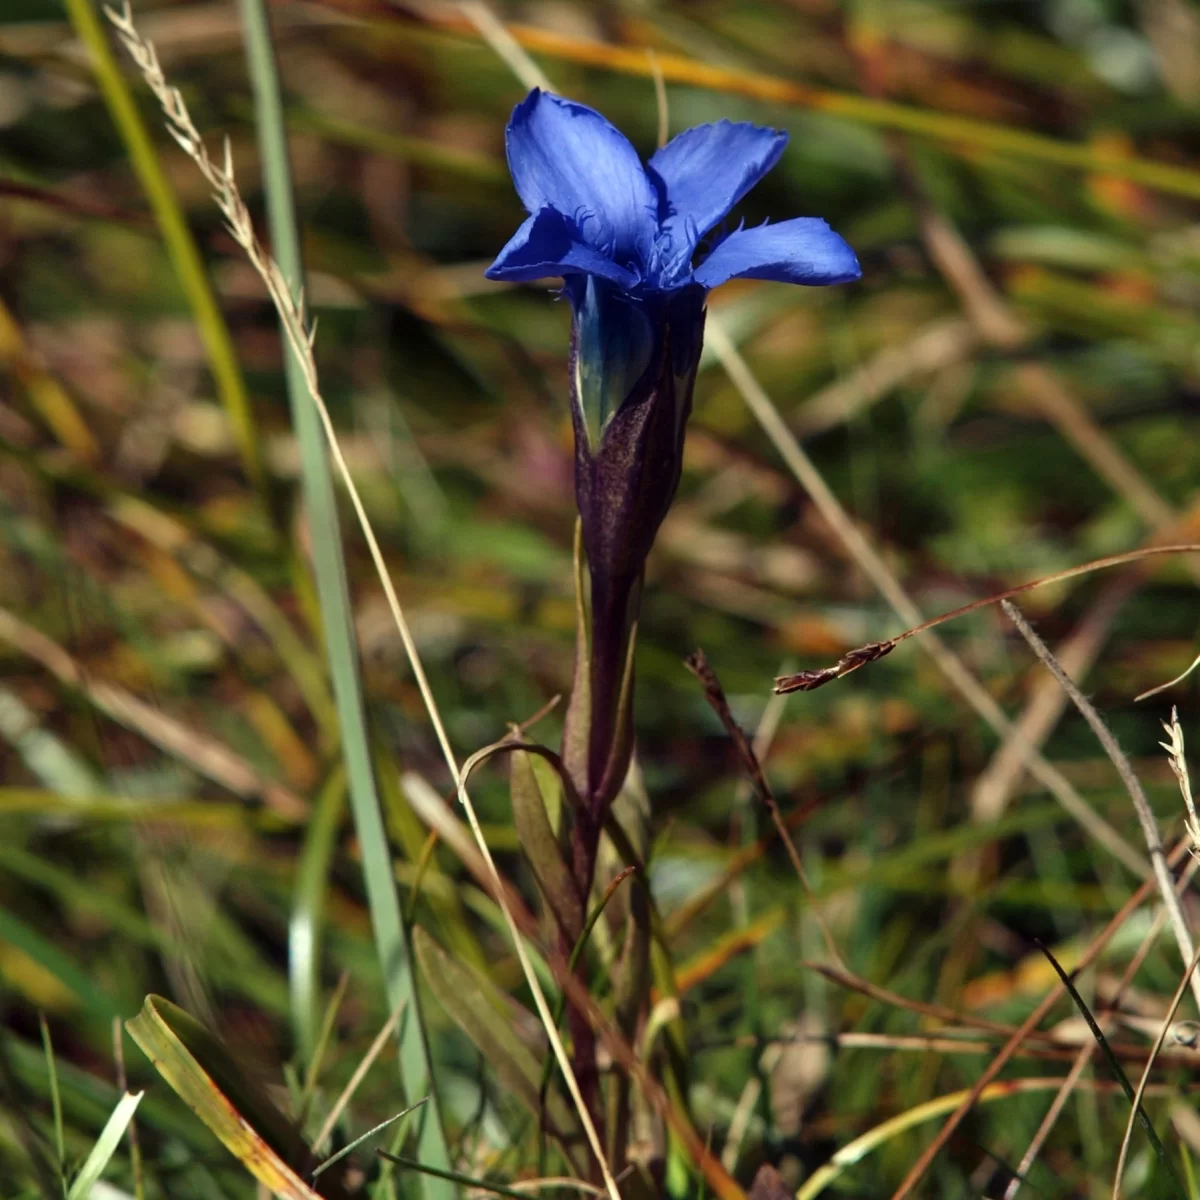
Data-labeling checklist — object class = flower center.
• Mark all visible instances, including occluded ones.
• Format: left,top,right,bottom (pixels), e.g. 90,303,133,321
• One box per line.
640,216,700,291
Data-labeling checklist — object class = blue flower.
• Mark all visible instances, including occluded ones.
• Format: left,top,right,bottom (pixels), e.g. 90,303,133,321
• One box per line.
485,89,861,294
485,91,861,813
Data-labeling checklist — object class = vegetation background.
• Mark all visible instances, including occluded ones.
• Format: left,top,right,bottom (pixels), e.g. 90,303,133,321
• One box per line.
2,0,1200,1196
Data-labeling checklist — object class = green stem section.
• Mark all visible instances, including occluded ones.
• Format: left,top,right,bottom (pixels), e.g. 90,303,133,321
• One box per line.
62,0,267,501
235,0,454,1193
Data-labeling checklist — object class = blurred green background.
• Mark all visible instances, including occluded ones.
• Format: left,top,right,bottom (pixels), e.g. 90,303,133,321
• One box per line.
2,0,1200,1196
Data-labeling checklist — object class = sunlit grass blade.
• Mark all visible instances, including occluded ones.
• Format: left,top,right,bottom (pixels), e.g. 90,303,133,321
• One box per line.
311,1101,425,1182
232,0,454,1190
290,768,347,1066
125,995,330,1199
60,0,267,501
65,1089,142,1200
796,1079,1109,1200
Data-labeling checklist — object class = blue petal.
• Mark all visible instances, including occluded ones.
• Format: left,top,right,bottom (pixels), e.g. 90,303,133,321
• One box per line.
506,89,657,259
648,121,787,247
693,218,861,289
485,207,641,287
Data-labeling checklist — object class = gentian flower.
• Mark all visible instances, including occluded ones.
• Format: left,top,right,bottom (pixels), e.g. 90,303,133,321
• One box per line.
486,88,860,301
486,88,860,821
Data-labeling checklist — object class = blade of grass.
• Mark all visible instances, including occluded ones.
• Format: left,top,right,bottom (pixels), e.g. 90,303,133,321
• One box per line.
311,1102,425,1182
125,997,327,1200
0,604,306,820
1113,946,1200,1198
312,1001,408,1155
0,295,100,464
1004,862,1198,1200
1003,599,1200,1013
0,908,121,1022
889,835,1193,1199
0,687,101,800
232,0,453,1187
297,970,349,1124
65,1090,143,1200
39,1015,65,1183
378,1153,601,1200
61,0,266,501
796,1078,1160,1200
290,767,347,1066
1182,1142,1199,1200
109,496,337,746
112,1018,144,1200
1035,943,1185,1198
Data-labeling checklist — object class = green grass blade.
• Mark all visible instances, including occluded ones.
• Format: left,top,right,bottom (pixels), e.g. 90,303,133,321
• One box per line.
65,1089,142,1200
311,1103,426,1182
1182,1142,1199,1200
60,0,267,501
378,1153,567,1200
234,0,454,1192
1037,942,1186,1198
38,1015,65,1181
125,997,326,1199
289,767,347,1065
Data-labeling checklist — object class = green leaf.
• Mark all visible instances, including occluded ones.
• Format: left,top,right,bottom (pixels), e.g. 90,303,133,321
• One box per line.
125,995,348,1200
411,927,571,1132
66,1090,142,1200
510,749,582,942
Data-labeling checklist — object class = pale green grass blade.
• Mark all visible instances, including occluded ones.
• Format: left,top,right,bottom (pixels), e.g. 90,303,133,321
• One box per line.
234,0,454,1193
65,1089,142,1200
311,1103,425,1182
60,0,267,500
289,767,346,1065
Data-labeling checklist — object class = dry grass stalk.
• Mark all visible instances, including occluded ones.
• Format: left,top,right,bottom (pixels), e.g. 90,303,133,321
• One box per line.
1162,706,1200,853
